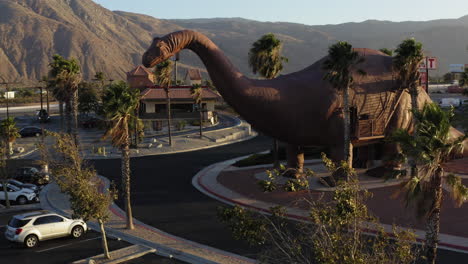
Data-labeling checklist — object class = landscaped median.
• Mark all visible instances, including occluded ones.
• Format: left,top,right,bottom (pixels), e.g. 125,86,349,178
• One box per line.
192,155,468,254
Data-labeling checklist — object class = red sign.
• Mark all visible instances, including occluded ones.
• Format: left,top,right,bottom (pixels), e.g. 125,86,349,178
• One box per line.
419,57,438,70
420,72,428,85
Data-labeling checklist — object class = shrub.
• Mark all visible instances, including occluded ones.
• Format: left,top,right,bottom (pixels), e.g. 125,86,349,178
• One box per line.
176,120,187,131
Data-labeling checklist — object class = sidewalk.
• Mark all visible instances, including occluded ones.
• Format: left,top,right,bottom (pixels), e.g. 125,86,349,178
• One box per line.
193,156,468,253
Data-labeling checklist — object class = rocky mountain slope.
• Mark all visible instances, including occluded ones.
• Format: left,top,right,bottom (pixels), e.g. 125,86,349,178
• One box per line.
1,0,467,83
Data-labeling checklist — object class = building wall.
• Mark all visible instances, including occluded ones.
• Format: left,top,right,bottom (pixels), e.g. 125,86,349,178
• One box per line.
143,100,217,114
145,102,155,113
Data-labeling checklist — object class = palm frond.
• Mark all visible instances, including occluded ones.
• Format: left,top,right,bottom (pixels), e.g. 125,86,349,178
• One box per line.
101,81,139,148
445,174,468,207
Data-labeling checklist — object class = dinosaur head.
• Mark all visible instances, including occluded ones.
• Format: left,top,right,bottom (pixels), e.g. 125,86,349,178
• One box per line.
142,37,172,68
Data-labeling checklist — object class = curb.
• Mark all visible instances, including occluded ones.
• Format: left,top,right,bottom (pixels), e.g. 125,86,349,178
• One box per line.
0,203,41,214
10,147,38,159
192,155,468,254
72,245,156,264
86,131,258,159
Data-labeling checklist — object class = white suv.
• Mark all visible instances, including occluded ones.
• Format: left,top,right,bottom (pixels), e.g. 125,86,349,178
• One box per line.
0,184,37,204
5,211,88,248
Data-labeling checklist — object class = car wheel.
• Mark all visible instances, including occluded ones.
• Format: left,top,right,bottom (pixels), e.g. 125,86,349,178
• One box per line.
35,133,40,137
24,235,38,248
17,196,28,205
71,225,84,238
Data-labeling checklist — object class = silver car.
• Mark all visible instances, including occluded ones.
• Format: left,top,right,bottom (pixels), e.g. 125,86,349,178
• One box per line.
5,210,87,248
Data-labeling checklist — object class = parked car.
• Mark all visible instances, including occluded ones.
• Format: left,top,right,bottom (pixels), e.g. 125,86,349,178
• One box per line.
36,109,50,123
4,211,87,248
19,126,43,137
439,98,462,108
7,179,40,193
0,184,37,204
14,167,49,186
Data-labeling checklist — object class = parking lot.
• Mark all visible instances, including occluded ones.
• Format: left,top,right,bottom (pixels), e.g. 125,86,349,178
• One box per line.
0,210,185,264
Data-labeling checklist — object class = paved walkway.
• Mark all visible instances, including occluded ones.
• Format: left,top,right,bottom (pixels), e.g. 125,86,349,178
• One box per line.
193,156,468,253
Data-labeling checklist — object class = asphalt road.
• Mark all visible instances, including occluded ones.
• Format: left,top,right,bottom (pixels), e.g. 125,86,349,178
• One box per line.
90,135,468,263
91,135,271,258
0,209,186,264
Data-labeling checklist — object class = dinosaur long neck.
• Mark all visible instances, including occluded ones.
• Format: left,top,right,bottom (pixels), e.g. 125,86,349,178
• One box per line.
165,30,271,117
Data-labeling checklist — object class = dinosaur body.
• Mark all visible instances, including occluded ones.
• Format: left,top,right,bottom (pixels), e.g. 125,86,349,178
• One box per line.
143,30,467,163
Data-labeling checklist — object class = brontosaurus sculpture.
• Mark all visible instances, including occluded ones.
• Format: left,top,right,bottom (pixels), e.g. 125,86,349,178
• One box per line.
143,30,468,169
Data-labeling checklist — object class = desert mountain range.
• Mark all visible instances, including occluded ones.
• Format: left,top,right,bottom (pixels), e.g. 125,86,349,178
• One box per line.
1,0,468,83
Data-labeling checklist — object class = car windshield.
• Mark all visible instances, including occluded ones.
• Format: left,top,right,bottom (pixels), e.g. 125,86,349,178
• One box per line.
8,217,31,228
8,179,23,185
8,184,20,191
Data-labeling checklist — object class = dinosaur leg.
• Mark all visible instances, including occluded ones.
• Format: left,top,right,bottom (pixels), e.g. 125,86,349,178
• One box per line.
286,144,304,178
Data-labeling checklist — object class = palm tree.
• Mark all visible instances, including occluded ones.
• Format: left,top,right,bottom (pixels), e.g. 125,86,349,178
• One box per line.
394,39,424,111
393,39,424,177
154,60,174,146
0,117,20,209
57,70,81,144
248,33,288,169
102,81,139,230
459,68,468,88
0,117,20,158
190,84,203,138
49,54,81,143
323,41,365,171
391,103,467,264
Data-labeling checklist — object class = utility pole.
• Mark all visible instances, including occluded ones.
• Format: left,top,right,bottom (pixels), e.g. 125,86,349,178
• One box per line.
425,56,429,93
174,53,179,85
0,78,22,119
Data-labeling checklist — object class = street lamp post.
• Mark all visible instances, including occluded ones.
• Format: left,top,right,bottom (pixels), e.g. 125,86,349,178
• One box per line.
39,86,44,111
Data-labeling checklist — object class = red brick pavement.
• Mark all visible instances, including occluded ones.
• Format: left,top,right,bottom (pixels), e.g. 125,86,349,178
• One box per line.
443,158,468,174
218,166,468,239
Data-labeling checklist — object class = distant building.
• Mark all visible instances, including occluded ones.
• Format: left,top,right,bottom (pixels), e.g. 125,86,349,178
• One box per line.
0,90,16,99
126,65,155,90
126,65,221,131
140,86,221,130
184,69,202,86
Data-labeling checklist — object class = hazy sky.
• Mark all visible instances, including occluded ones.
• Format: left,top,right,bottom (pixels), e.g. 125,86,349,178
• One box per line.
93,0,468,25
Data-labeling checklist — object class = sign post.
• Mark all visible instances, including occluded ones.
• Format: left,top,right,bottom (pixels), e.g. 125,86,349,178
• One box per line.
419,57,437,93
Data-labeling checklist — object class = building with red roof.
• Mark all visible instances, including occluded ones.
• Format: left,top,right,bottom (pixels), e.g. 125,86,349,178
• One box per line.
127,65,222,131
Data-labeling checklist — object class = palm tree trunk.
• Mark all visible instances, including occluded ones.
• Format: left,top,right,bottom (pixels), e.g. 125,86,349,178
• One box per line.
343,83,352,177
7,142,12,159
65,100,73,135
59,101,64,132
121,129,134,230
199,104,203,138
98,219,111,259
46,89,50,113
425,167,443,264
409,86,419,177
71,90,79,145
166,90,172,146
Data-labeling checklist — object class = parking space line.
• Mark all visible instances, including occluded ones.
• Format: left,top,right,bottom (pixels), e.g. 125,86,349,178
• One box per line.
35,237,100,253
